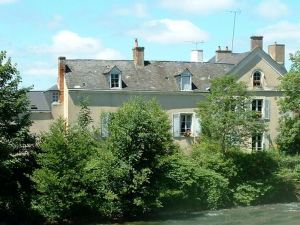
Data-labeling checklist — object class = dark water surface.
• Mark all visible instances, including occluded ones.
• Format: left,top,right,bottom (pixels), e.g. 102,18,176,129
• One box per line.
107,202,300,225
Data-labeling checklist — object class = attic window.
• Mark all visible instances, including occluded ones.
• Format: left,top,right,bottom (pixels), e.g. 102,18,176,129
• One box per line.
253,71,262,87
52,92,59,102
110,73,121,89
181,74,192,91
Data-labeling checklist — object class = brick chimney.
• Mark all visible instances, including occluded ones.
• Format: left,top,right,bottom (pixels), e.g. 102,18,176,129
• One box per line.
58,56,66,103
268,42,285,65
251,36,263,50
132,38,144,67
215,46,232,62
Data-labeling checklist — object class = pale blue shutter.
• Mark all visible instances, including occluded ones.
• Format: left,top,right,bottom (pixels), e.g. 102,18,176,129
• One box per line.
173,113,180,137
101,113,110,137
193,114,201,137
263,132,269,150
263,99,270,120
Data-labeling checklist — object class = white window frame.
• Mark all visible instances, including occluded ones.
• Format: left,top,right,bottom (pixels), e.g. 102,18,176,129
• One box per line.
173,112,201,137
252,98,270,120
180,113,192,136
180,73,192,91
252,134,263,151
252,99,263,119
252,70,264,88
110,73,122,89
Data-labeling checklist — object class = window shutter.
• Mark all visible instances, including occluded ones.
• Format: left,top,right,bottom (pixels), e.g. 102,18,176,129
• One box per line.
101,113,110,137
173,113,180,137
193,114,201,137
263,99,270,120
263,132,270,150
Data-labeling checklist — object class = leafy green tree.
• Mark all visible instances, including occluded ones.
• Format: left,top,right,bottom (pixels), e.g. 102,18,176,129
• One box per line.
0,51,37,222
198,76,265,152
32,105,97,222
107,97,176,216
277,51,300,154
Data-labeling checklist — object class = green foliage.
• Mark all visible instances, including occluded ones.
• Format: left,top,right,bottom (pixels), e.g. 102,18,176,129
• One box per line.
160,152,230,210
277,52,300,154
0,51,37,223
32,116,98,222
106,97,176,216
198,75,265,152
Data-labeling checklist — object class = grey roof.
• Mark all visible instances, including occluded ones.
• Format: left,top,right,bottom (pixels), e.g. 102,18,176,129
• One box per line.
47,84,58,91
64,60,234,92
27,91,50,111
208,52,250,65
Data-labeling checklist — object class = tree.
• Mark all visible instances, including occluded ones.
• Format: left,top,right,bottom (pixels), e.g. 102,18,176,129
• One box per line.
0,51,37,222
198,75,265,153
277,51,300,154
106,97,176,216
31,105,97,222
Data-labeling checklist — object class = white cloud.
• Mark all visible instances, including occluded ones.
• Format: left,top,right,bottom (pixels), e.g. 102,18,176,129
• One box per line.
0,0,16,4
258,21,300,42
130,19,209,44
115,2,148,17
30,30,123,59
160,0,236,14
257,0,289,19
23,62,57,77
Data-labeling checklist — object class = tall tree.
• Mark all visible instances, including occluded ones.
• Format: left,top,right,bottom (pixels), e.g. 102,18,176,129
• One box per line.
198,75,265,153
107,97,176,216
0,51,36,222
277,51,300,154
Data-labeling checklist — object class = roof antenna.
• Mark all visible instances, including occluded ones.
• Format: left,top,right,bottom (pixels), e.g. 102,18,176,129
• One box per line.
228,9,241,52
185,41,204,50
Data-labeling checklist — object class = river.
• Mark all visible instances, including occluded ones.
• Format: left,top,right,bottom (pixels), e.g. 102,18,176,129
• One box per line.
108,202,300,225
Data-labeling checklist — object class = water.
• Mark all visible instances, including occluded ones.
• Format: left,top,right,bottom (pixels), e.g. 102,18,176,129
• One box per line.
109,202,300,225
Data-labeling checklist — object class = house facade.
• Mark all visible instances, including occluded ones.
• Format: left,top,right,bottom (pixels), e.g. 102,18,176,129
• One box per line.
28,36,286,150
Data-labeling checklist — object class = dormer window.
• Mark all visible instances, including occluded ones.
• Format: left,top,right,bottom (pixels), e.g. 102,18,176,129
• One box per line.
52,92,59,102
178,70,192,91
253,71,262,87
110,73,121,88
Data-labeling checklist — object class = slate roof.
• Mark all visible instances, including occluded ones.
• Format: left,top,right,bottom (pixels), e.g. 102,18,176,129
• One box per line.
208,52,250,65
27,91,51,111
64,60,234,92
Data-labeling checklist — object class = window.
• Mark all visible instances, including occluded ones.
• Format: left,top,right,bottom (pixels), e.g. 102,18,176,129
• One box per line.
173,113,201,137
253,71,262,87
180,114,192,136
110,73,121,88
52,92,59,102
181,74,191,91
252,99,263,118
252,99,270,120
101,112,113,137
252,134,263,151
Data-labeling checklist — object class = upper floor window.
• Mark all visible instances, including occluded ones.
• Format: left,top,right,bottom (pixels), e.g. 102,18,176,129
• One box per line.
252,99,270,120
172,113,201,137
252,99,263,118
110,73,121,88
181,74,191,91
253,71,262,87
52,92,59,102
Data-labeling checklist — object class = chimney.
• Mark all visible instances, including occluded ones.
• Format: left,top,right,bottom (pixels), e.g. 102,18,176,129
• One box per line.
268,42,285,65
251,36,263,50
132,38,144,67
215,46,232,63
191,49,203,62
58,56,66,103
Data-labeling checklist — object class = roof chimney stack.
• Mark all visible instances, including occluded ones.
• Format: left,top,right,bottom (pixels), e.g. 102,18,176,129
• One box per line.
251,36,263,51
132,38,144,67
268,42,285,65
58,56,66,103
191,49,203,62
215,46,232,63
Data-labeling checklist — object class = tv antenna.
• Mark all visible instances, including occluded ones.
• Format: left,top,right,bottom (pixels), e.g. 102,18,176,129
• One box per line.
185,41,204,50
228,9,241,52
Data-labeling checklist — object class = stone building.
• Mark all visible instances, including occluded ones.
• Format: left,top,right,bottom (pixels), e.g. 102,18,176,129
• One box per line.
28,36,286,150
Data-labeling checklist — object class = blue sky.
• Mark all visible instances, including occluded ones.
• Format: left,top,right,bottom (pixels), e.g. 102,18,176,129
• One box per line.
1,0,300,90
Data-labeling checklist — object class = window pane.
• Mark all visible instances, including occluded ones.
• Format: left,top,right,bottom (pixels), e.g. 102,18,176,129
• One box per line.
111,74,119,88
181,75,191,90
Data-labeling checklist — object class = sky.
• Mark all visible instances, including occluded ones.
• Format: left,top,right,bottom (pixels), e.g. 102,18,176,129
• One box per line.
1,0,300,90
